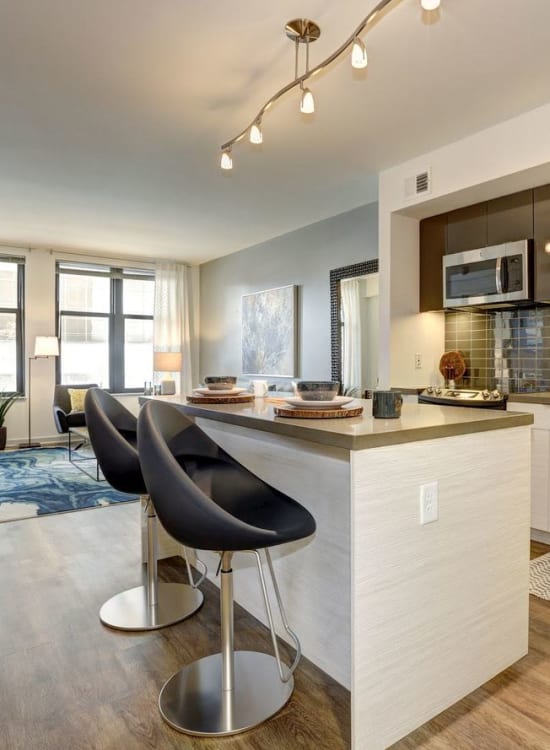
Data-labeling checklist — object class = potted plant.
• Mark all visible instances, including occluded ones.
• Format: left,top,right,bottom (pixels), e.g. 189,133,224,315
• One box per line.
0,392,20,450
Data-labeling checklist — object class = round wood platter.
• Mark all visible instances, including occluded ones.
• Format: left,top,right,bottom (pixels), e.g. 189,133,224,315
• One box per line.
439,350,466,380
187,393,254,404
274,405,363,419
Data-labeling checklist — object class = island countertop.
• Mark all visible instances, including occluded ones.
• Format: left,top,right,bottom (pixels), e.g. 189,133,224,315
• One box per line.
142,396,533,451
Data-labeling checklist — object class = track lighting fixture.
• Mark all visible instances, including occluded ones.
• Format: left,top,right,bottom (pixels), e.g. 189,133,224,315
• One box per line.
300,86,315,114
351,38,368,69
220,0,441,168
220,150,233,170
249,122,263,144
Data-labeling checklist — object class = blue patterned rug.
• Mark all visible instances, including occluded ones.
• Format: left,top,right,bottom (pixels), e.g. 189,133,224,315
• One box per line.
0,447,138,522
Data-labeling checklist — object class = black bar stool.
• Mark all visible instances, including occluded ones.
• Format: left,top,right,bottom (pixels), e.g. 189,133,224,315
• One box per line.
84,388,204,631
137,399,316,737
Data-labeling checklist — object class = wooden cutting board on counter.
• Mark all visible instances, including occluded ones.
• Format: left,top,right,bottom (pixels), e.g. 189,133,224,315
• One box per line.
439,350,466,380
274,405,363,419
187,393,254,404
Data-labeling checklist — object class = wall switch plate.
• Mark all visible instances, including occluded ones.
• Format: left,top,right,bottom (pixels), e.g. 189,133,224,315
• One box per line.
415,353,422,369
420,481,438,524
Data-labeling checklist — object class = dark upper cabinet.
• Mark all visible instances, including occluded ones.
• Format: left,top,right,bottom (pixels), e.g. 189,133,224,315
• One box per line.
534,184,550,301
419,214,446,311
487,190,533,245
446,202,488,255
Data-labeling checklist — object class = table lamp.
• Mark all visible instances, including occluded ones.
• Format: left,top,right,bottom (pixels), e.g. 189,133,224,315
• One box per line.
153,351,182,395
20,336,60,449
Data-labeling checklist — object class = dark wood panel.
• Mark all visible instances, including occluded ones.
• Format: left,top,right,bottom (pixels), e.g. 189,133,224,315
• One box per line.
419,214,446,311
446,202,488,255
487,189,534,245
534,184,550,301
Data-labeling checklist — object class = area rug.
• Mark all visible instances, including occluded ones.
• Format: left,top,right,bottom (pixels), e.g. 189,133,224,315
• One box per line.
0,447,138,523
529,553,550,600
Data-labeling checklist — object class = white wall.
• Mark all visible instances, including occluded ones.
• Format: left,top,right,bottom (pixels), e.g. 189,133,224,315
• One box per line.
378,102,550,388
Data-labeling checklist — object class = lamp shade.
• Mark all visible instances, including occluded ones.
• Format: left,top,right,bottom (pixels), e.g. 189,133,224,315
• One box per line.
154,351,182,372
34,336,59,357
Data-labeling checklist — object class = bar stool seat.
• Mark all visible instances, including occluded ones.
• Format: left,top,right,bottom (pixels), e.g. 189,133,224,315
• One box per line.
138,399,316,736
85,388,203,631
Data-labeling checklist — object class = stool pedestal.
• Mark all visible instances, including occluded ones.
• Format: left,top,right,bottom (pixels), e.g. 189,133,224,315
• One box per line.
99,501,203,631
159,551,293,735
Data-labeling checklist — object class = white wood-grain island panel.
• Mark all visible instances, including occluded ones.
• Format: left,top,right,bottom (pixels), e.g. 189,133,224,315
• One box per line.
142,396,532,749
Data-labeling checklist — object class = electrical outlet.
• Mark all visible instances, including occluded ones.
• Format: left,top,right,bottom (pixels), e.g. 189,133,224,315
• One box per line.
415,353,422,369
420,481,438,524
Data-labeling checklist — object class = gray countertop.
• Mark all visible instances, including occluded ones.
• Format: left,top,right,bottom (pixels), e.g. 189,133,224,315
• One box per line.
508,392,550,405
141,396,533,451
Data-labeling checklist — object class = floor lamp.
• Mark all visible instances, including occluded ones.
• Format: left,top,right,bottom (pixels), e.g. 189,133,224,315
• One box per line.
153,351,182,395
20,336,60,449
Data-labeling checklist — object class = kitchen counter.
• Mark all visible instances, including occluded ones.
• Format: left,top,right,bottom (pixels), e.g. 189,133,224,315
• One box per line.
140,394,531,749
508,391,550,405
149,395,532,451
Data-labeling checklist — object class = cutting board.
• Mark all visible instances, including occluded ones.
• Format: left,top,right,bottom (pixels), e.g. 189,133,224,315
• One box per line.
439,350,466,380
187,393,254,404
274,405,363,419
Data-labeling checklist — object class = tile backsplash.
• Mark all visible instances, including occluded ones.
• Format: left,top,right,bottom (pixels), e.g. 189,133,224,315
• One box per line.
444,308,550,393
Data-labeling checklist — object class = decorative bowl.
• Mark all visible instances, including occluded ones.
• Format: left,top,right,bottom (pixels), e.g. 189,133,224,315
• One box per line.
204,376,237,391
296,381,340,401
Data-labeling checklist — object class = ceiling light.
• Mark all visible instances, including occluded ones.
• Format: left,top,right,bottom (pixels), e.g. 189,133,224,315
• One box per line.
351,38,368,69
220,1,442,167
300,86,315,114
220,150,233,170
545,241,550,254
249,122,263,144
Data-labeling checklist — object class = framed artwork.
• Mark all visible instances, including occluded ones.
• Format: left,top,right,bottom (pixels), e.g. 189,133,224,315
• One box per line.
242,285,297,376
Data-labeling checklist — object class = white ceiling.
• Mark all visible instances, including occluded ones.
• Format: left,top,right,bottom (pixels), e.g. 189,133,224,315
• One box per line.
0,0,550,264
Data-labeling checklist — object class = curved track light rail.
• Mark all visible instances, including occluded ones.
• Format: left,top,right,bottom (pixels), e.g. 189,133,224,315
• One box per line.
220,0,440,166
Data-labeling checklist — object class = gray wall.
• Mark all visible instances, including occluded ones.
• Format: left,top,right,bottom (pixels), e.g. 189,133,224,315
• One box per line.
199,202,378,383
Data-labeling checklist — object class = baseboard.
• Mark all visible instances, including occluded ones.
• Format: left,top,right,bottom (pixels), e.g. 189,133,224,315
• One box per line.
531,528,550,545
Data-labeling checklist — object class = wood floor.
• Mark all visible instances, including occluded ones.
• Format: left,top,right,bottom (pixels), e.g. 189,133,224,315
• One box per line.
1,504,550,749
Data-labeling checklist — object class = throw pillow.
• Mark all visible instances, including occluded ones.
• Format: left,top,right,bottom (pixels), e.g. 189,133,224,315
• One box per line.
68,388,88,413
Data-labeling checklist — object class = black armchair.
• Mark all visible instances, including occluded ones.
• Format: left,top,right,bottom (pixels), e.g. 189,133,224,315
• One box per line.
53,383,98,434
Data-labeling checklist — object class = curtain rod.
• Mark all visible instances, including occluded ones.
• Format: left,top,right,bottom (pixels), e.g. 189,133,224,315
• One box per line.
0,241,194,269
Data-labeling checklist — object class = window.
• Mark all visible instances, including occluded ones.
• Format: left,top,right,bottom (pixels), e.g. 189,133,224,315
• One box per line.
57,262,154,392
0,256,24,393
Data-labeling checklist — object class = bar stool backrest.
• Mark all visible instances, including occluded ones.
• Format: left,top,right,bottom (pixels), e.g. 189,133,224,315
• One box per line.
84,387,145,495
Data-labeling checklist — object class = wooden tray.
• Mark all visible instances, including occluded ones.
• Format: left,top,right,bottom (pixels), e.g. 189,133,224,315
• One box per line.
274,405,363,419
187,393,254,404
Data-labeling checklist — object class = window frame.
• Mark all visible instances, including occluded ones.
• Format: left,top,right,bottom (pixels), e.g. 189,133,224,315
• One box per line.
0,256,25,394
56,263,154,393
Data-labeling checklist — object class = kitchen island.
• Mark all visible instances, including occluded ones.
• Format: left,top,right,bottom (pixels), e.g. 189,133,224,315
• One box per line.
143,396,532,750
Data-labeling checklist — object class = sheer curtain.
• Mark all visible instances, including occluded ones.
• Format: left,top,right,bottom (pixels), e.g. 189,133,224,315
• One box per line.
153,263,199,397
340,277,362,395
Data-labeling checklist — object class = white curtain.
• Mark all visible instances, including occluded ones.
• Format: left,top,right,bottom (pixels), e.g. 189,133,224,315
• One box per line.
153,263,198,397
340,277,362,395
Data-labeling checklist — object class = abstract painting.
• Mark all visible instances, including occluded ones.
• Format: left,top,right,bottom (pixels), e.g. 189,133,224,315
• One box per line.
242,285,297,376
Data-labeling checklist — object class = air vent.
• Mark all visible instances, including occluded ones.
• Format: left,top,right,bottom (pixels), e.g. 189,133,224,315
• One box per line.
416,171,430,194
404,168,431,200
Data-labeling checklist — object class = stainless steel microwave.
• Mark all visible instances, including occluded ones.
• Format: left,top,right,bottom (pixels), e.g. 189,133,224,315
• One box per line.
443,239,533,309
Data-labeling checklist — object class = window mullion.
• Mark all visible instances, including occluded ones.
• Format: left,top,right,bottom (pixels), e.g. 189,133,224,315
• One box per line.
111,277,124,392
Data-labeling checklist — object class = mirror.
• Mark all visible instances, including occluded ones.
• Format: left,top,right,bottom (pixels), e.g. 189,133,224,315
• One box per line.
330,260,379,395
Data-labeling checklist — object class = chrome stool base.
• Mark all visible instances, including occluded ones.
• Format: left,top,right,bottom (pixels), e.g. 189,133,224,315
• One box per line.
99,582,203,631
159,651,293,736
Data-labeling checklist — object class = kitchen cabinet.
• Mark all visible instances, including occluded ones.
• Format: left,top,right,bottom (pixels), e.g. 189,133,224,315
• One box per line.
419,213,446,311
487,189,533,245
509,401,550,533
446,202,488,255
534,184,550,301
